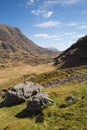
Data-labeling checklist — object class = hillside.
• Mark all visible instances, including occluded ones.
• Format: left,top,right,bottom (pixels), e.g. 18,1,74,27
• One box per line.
0,65,87,130
0,24,59,65
54,35,87,68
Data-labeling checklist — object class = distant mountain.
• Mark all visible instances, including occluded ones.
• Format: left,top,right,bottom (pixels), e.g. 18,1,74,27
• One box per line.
54,35,87,68
0,24,59,65
46,47,60,53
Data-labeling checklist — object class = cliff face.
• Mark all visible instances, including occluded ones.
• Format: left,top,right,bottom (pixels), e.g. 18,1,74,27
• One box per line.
54,35,87,68
0,24,58,65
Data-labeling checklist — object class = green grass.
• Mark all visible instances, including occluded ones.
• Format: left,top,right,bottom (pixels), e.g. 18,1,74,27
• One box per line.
0,65,87,130
0,82,87,130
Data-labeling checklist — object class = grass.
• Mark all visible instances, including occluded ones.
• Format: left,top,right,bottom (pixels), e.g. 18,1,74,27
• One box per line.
0,83,87,130
0,63,87,91
0,65,87,130
0,63,55,90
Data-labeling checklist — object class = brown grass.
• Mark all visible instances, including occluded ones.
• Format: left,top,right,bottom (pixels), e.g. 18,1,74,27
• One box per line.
0,63,55,90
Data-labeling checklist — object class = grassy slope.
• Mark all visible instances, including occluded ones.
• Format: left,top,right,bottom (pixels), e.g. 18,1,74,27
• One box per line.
0,83,87,130
0,65,87,130
0,63,55,90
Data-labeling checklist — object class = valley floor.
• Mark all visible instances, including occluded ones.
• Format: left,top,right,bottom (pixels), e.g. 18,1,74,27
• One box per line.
0,63,55,90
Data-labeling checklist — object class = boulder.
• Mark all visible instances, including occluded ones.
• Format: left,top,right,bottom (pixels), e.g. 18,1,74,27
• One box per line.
65,96,79,103
3,81,53,113
4,81,43,105
27,93,53,112
27,100,41,113
31,93,53,105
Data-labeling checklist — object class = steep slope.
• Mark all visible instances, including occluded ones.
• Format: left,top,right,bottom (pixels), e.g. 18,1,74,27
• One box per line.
54,35,87,68
0,24,59,65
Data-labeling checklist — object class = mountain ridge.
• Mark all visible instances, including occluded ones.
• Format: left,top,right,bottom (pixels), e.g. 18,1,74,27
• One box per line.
54,35,87,68
0,24,59,65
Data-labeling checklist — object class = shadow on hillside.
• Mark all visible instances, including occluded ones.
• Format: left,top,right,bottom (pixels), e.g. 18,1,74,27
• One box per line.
15,108,44,123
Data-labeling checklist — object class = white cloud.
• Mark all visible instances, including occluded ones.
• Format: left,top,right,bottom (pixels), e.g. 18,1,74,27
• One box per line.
79,25,87,29
34,33,49,38
64,31,86,39
27,0,35,5
66,22,78,27
34,21,61,28
64,32,76,35
43,11,53,18
31,10,53,18
62,0,79,5
41,0,79,9
31,10,40,15
70,33,86,39
34,33,62,40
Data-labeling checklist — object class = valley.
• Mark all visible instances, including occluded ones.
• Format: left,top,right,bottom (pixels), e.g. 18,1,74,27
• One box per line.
0,24,87,130
0,0,87,128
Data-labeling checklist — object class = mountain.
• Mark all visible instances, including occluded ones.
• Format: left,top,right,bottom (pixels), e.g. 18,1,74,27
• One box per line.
0,24,59,65
54,35,87,68
46,47,60,53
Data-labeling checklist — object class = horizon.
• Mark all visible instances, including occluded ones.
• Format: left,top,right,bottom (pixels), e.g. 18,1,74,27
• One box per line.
0,0,87,51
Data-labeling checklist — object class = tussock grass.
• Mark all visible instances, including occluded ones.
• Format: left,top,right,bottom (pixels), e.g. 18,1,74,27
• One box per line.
0,82,87,130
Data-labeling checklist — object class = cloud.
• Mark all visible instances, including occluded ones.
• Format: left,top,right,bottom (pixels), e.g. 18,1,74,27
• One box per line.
31,10,53,18
72,33,86,39
34,21,61,28
41,0,79,9
43,11,53,18
62,0,79,5
34,33,49,38
66,22,78,27
64,32,76,35
79,25,87,29
31,10,40,15
64,31,86,39
34,33,62,40
27,0,35,5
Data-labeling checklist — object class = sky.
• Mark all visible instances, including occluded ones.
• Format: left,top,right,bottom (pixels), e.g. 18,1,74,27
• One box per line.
0,0,87,51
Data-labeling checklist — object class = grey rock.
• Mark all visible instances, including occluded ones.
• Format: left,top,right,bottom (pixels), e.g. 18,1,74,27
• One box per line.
4,81,43,105
27,93,53,112
3,81,53,113
31,93,53,105
65,96,79,103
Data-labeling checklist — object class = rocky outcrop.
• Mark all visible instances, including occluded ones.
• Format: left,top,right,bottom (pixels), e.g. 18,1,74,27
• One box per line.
4,82,43,105
27,93,53,113
44,73,87,87
3,81,53,113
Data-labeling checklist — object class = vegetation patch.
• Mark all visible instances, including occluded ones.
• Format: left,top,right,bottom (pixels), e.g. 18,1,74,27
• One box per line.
0,82,87,130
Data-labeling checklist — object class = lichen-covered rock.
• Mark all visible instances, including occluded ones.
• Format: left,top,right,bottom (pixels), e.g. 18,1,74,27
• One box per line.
4,81,43,105
31,93,53,105
3,81,53,113
27,93,53,112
